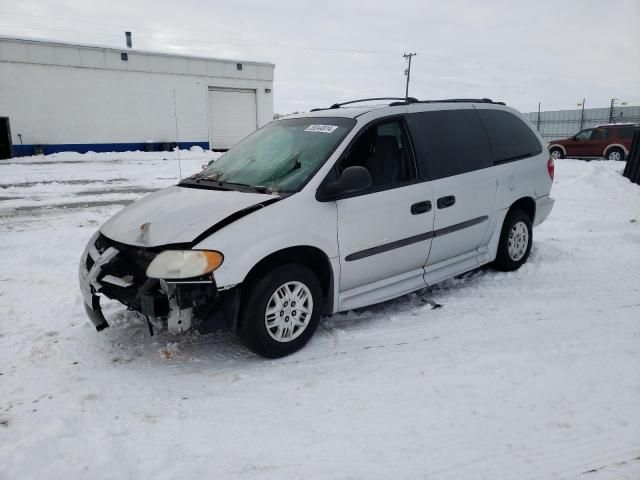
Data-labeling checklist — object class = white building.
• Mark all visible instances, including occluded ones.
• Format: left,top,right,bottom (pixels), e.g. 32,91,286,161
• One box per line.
0,36,275,158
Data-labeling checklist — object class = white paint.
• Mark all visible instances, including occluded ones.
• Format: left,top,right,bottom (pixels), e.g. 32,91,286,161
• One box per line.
99,185,274,247
0,37,274,148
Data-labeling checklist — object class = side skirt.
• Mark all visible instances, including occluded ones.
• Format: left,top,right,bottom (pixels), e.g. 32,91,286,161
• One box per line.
338,267,426,312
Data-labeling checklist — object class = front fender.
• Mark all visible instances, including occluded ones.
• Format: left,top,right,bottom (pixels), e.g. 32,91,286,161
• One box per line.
602,143,628,156
194,196,339,289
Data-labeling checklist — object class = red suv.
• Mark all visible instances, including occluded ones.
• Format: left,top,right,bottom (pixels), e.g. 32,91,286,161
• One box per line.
548,124,637,161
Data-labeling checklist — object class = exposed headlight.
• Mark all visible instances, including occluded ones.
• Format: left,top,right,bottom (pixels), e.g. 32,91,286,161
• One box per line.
146,250,224,280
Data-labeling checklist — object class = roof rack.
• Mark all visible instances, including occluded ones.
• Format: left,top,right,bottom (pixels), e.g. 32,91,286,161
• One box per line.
310,97,418,112
417,98,506,105
309,96,505,112
330,97,419,108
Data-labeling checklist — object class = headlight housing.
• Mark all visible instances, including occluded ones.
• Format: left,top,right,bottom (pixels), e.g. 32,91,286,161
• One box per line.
146,250,224,280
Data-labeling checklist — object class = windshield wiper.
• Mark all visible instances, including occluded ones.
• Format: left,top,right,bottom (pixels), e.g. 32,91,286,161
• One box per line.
179,175,233,190
219,181,273,194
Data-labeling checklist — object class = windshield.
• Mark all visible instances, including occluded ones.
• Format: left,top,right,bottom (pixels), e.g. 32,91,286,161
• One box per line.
195,117,355,192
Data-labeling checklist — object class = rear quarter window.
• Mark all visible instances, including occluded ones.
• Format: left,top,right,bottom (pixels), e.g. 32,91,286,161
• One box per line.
618,126,635,139
405,109,493,180
477,109,542,163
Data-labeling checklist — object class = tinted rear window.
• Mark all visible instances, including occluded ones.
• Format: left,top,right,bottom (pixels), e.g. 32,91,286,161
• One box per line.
477,109,542,163
618,126,636,139
405,109,493,180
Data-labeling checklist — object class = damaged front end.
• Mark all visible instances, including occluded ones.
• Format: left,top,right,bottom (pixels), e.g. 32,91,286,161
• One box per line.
79,231,238,335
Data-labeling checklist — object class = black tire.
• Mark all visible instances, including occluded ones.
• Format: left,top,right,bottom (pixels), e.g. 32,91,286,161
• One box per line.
549,147,565,160
493,209,533,272
606,147,625,161
238,264,323,358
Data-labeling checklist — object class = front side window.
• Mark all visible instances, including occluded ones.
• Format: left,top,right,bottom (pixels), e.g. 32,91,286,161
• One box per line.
193,117,355,192
575,129,594,140
337,119,417,189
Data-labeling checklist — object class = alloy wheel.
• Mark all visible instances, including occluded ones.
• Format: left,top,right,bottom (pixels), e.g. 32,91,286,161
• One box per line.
508,221,529,261
264,281,313,342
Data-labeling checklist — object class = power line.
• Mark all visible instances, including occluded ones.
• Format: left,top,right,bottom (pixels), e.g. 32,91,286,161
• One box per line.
0,11,605,85
0,12,400,56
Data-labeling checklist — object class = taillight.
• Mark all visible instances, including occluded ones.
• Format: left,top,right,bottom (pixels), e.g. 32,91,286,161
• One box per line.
547,157,555,180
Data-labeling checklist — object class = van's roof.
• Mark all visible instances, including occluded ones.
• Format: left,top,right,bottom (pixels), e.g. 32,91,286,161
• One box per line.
595,123,638,128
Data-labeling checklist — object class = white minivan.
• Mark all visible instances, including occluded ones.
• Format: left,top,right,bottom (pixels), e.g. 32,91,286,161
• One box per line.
80,97,555,357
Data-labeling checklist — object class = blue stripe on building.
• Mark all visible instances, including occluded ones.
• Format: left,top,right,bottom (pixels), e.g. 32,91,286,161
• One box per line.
11,141,211,157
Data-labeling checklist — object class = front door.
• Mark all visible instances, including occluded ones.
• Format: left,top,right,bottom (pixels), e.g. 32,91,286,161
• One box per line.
333,117,434,310
567,128,595,157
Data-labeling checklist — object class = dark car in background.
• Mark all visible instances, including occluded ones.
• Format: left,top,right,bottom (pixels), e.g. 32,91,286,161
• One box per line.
548,123,637,161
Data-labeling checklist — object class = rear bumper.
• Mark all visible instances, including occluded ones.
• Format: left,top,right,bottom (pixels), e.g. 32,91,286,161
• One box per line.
534,195,554,227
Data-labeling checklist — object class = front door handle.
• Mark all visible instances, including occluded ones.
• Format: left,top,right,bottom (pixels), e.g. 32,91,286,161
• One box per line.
437,195,456,209
411,201,432,215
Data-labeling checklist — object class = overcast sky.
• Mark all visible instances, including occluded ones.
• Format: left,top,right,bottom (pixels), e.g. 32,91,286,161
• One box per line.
2,0,639,115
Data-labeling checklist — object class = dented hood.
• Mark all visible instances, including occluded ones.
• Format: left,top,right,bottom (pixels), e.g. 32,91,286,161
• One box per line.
100,185,275,247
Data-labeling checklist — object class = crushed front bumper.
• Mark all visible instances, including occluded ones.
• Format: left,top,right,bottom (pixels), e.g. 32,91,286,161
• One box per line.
79,232,238,334
79,232,117,331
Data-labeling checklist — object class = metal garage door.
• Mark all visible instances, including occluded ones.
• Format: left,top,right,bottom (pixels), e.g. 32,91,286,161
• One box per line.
208,87,258,150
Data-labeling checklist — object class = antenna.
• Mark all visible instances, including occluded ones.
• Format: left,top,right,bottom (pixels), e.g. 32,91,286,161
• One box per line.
173,88,182,180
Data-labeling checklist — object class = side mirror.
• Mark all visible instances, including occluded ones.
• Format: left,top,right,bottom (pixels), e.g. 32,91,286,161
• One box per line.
572,136,578,141
320,166,372,200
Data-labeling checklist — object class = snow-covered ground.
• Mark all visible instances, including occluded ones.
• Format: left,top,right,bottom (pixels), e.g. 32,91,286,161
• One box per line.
0,150,639,480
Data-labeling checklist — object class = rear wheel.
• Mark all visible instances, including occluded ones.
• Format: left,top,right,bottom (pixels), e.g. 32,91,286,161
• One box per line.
493,209,533,271
238,264,322,358
549,147,565,160
606,147,624,161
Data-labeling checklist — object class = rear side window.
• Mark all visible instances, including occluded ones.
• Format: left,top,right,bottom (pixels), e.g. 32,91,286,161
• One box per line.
618,126,635,139
405,109,493,180
477,109,542,163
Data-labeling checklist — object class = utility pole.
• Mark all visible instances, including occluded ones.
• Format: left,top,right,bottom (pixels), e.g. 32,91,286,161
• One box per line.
578,98,585,130
537,102,541,132
403,52,417,100
609,98,618,124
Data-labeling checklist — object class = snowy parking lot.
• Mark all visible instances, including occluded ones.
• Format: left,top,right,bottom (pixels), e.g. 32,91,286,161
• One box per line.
0,150,639,479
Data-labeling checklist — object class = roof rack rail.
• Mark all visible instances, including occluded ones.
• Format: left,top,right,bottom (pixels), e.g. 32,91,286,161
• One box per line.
309,97,418,111
329,97,418,109
309,96,505,112
416,98,506,105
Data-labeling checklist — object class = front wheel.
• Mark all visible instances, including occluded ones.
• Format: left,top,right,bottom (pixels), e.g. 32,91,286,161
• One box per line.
238,264,322,358
493,209,533,271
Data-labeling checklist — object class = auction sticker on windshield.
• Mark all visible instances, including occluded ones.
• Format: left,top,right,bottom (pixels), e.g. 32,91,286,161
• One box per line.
304,124,339,133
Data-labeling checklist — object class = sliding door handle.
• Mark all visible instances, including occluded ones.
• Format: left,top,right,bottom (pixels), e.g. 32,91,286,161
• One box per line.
437,195,456,209
411,201,432,214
